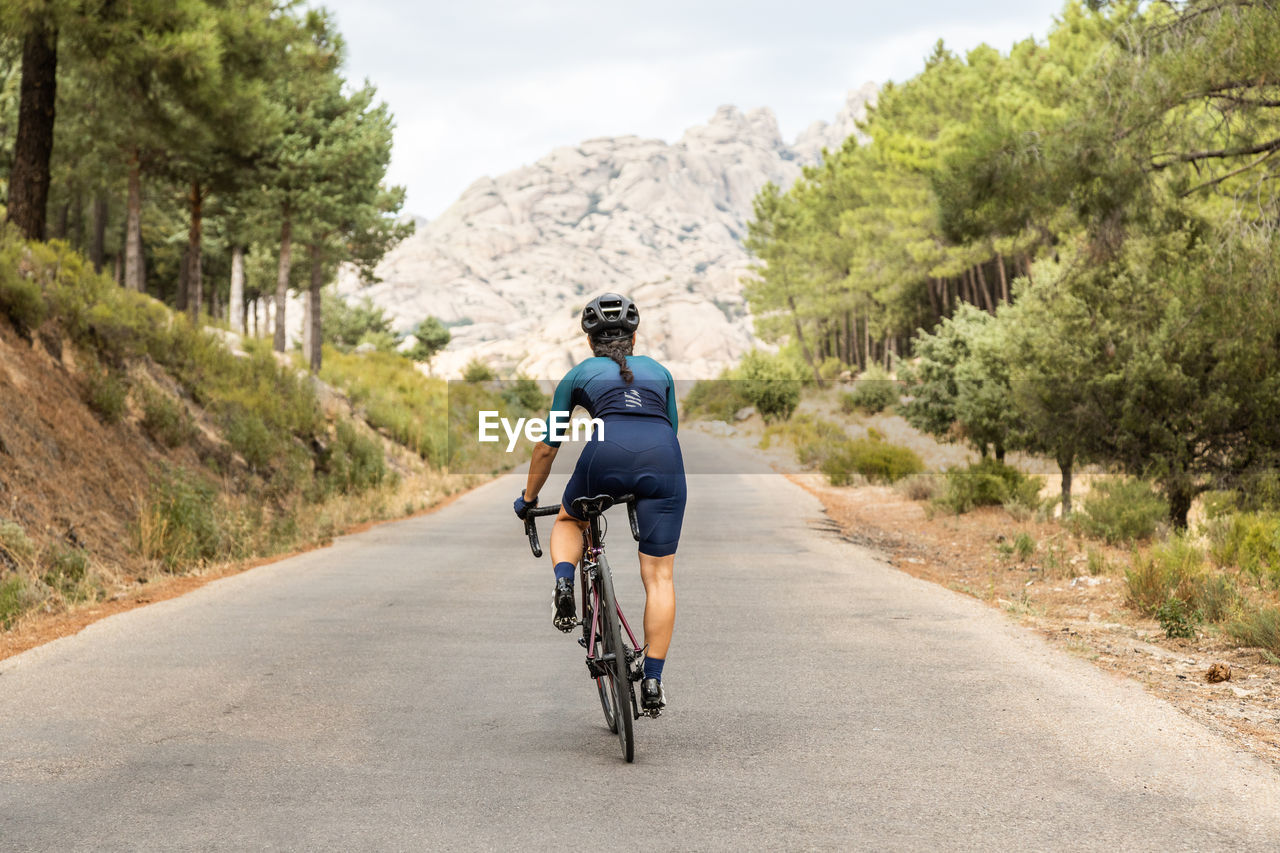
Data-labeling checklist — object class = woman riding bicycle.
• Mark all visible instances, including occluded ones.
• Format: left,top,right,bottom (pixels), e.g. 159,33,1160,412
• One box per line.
513,292,686,714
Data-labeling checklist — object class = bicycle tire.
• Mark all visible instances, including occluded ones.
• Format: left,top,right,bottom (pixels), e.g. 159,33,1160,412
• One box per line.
583,596,619,734
597,553,635,762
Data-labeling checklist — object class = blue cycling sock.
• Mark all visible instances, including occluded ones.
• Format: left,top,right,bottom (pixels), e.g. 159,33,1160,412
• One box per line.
553,562,575,583
643,656,665,682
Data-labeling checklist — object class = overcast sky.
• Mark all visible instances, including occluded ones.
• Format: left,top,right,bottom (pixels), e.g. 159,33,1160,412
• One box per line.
318,1,1069,219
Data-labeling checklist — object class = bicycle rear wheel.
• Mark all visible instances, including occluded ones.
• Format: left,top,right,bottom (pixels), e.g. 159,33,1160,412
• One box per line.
597,554,635,762
582,590,618,734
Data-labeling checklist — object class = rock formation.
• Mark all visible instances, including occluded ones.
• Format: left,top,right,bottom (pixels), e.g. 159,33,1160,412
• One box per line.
338,84,878,379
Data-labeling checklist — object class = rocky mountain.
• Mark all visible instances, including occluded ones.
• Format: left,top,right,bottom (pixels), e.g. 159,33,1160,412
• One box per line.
338,82,878,380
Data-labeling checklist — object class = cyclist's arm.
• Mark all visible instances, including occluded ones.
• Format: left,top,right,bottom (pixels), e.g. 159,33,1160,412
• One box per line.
542,364,581,449
523,441,558,503
524,364,579,502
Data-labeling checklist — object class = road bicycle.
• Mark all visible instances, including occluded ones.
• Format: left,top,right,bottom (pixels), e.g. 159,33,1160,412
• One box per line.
524,493,647,763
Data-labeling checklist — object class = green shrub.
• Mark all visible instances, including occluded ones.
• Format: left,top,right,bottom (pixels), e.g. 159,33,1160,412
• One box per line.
322,291,397,352
404,316,451,362
1200,490,1238,520
139,469,224,570
1076,478,1168,544
0,519,35,565
500,376,549,414
1155,597,1199,639
0,574,40,629
0,262,47,332
1124,533,1245,627
463,359,495,383
1191,573,1243,623
224,409,279,472
1125,537,1205,614
1014,532,1036,562
1236,468,1280,513
140,386,196,448
319,421,388,496
822,435,924,486
818,356,844,381
42,546,96,601
840,365,898,414
320,348,448,463
82,363,128,424
1208,512,1280,585
735,350,805,424
1226,606,1280,656
895,473,940,501
761,415,848,467
935,459,1043,514
682,377,750,423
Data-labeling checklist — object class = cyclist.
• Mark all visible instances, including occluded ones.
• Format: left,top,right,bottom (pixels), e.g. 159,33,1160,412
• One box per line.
513,292,686,714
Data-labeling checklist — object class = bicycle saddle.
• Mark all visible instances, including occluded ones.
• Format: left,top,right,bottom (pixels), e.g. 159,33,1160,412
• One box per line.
570,494,615,519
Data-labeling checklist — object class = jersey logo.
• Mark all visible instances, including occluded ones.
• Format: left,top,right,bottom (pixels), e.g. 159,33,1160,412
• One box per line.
624,388,642,408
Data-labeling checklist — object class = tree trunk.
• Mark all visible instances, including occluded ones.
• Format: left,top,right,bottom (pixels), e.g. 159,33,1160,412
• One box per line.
229,246,246,334
54,200,69,239
90,195,107,272
1058,453,1073,516
186,180,203,323
843,310,853,366
176,244,189,312
863,312,871,367
1168,481,1195,531
112,252,122,285
307,243,324,373
124,150,144,292
274,212,292,352
996,253,1009,303
785,291,823,387
68,186,83,250
6,22,58,241
974,263,993,313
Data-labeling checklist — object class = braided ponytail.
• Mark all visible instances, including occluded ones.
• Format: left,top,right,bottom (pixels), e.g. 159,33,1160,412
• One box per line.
591,336,634,384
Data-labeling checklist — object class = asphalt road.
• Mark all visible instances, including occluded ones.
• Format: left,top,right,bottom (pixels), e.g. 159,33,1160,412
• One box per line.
3,432,1280,851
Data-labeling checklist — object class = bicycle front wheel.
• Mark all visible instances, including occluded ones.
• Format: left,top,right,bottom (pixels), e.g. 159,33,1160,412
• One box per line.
597,553,634,763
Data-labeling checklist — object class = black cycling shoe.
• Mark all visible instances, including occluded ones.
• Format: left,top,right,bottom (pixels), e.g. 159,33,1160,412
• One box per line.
552,578,576,633
640,678,666,716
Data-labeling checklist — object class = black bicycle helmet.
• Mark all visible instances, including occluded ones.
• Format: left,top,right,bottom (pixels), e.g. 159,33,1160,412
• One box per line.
580,292,639,340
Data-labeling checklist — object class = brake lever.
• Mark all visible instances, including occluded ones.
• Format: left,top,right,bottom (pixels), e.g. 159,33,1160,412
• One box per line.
628,500,640,542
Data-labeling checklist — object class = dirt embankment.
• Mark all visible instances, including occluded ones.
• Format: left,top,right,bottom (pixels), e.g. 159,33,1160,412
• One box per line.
0,322,164,580
0,319,472,662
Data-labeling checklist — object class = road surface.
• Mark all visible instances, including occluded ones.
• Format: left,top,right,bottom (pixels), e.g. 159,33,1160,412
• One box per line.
3,433,1280,850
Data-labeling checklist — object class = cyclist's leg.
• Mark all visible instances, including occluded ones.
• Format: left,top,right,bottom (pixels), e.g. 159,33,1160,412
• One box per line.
638,551,675,659
552,439,599,573
633,468,686,670
550,506,588,567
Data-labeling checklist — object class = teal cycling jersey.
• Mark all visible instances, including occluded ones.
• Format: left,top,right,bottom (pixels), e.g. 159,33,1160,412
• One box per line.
542,355,677,448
